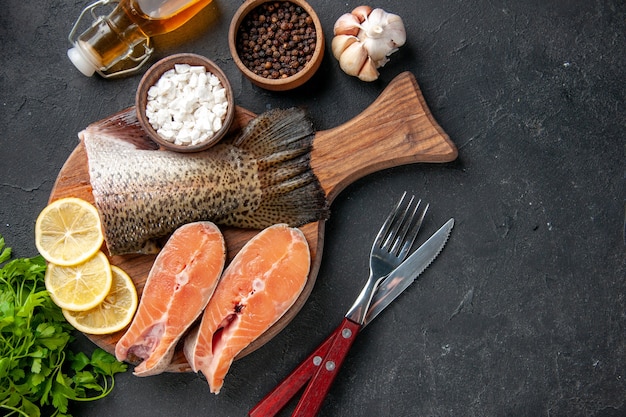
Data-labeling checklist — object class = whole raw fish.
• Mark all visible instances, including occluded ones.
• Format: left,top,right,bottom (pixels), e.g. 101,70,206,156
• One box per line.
79,107,328,255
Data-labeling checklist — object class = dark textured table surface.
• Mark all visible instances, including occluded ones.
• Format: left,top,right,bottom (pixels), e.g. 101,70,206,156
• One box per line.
1,1,624,416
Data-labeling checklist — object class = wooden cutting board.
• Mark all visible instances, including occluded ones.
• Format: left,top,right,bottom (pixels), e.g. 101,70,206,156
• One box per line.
49,71,457,372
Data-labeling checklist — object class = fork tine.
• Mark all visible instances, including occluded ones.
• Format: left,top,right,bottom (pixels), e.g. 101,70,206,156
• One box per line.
381,195,428,260
387,197,420,255
395,202,429,259
372,191,409,250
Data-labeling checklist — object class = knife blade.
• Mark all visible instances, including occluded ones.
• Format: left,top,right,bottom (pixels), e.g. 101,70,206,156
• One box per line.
363,218,454,327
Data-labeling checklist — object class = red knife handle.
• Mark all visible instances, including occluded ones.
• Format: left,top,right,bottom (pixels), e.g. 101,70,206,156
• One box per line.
291,318,361,417
249,328,339,417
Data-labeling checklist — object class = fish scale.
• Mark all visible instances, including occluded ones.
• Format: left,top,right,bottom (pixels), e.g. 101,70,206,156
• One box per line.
80,107,329,255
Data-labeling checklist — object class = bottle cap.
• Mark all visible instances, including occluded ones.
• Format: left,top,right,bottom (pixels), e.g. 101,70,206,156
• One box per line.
67,46,96,77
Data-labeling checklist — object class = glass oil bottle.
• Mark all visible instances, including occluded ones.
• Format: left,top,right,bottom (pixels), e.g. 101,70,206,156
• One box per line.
68,0,213,78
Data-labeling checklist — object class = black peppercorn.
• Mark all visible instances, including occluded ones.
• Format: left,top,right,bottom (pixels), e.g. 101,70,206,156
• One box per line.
236,1,316,80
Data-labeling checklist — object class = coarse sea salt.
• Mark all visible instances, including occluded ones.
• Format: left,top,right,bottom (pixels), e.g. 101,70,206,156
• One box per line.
145,64,229,147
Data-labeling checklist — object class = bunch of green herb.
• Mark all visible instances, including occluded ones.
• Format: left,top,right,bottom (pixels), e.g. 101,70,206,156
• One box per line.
0,235,127,417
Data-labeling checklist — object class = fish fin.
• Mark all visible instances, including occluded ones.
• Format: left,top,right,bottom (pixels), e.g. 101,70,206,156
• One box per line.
80,107,160,151
231,108,329,228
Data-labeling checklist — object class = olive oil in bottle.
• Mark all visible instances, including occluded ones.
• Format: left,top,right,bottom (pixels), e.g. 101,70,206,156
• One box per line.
68,0,213,77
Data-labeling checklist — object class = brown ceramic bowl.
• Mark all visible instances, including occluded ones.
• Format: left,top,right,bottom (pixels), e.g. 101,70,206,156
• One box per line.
229,0,325,91
135,53,235,152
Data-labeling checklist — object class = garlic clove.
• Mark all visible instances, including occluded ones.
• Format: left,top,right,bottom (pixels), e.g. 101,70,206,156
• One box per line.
338,41,369,77
372,56,390,69
361,8,386,38
351,5,372,23
333,13,361,36
384,13,407,47
332,34,359,60
358,57,379,82
360,36,386,64
361,37,399,65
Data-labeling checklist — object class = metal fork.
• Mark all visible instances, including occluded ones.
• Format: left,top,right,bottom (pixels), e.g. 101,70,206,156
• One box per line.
288,192,428,416
345,192,428,324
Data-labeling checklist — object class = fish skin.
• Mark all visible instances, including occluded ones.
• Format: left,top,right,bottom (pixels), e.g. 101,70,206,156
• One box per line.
115,221,226,376
184,224,310,394
80,107,328,255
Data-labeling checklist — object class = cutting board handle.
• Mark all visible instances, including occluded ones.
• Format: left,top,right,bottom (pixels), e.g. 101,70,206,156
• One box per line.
311,71,457,202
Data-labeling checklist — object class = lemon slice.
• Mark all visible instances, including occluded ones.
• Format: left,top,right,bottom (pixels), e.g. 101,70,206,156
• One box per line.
45,251,113,311
35,197,104,266
62,266,138,335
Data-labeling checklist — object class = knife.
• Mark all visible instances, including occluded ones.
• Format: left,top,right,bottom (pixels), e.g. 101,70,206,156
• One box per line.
249,217,454,417
364,217,454,326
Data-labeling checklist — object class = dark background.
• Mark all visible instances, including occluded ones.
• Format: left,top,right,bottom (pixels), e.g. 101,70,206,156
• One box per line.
1,0,624,416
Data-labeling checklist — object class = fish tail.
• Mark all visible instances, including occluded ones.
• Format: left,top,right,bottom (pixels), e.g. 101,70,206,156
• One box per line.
232,108,329,228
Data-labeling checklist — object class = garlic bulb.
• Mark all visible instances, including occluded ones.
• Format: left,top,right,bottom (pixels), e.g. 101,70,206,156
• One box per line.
332,6,406,81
